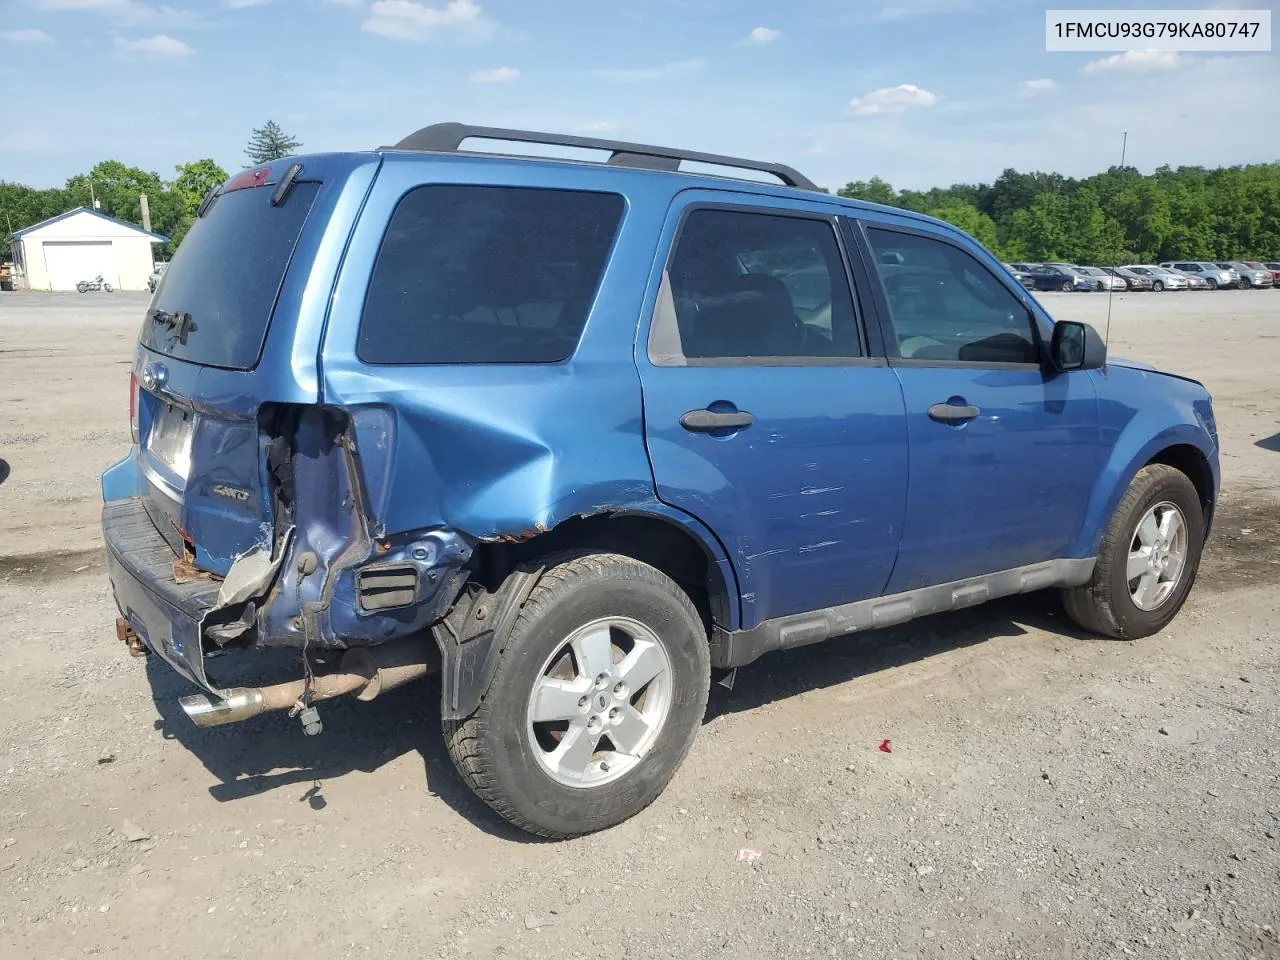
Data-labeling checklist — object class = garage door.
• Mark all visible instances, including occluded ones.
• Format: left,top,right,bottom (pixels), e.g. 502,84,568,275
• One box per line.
41,241,117,292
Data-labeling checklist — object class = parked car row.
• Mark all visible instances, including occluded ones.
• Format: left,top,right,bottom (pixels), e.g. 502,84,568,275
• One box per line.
1002,260,1279,292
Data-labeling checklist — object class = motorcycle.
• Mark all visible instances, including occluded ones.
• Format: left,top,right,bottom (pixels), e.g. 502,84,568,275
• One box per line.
76,275,114,293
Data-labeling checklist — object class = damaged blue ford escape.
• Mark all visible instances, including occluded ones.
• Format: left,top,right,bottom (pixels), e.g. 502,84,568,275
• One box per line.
102,123,1219,837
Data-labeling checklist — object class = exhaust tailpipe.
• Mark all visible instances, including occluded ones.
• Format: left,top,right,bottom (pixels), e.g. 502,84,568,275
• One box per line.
178,638,432,729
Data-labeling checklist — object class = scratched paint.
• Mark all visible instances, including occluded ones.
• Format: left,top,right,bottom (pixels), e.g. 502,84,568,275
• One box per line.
797,540,840,553
799,485,843,496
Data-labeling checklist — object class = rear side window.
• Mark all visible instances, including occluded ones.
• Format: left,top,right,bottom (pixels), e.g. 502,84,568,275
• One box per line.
142,181,320,370
358,186,624,365
650,208,861,364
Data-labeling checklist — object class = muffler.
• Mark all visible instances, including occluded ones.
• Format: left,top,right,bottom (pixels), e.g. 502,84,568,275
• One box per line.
178,637,432,729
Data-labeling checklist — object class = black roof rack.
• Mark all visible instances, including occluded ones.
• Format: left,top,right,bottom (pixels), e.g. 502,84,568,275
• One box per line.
384,122,819,192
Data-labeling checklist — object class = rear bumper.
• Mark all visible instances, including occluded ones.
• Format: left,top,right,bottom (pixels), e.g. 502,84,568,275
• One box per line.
104,497,225,693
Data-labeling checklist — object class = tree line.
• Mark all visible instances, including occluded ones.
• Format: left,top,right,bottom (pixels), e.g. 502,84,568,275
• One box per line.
0,121,301,259
836,162,1280,264
3,120,1277,265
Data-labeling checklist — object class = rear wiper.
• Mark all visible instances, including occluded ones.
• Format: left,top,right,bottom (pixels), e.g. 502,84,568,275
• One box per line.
149,309,199,345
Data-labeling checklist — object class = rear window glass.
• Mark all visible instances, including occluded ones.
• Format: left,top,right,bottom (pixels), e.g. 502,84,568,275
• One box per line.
141,181,320,370
357,185,624,365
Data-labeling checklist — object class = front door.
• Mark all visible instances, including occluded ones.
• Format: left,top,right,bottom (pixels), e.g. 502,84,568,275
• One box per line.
637,195,908,628
855,219,1103,594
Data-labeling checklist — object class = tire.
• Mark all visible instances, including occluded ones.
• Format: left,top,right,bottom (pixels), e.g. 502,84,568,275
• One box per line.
76,282,88,293
104,283,113,293
444,552,711,838
1060,281,1074,292
1205,278,1218,290
1062,464,1205,640
1152,280,1164,292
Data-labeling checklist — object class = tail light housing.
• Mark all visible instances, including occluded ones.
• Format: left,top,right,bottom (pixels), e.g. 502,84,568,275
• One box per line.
129,371,139,444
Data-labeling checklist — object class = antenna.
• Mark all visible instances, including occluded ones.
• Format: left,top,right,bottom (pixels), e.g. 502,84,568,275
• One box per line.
1103,131,1128,350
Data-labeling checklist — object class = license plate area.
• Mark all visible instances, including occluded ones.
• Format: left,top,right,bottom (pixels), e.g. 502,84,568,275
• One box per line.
146,402,195,480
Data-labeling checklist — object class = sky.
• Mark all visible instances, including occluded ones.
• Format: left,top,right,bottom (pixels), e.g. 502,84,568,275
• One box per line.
1,0,1278,192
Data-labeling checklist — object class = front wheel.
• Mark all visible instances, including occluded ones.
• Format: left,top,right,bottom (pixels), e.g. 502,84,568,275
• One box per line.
1062,464,1205,639
76,282,88,293
1152,280,1164,292
103,283,113,293
444,553,711,838
1205,278,1218,290
1060,281,1074,292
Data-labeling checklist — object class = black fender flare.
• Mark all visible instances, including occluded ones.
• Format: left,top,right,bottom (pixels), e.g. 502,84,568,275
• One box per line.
432,561,547,720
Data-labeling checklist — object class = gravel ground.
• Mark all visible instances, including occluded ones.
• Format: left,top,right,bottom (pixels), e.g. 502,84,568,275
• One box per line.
1,290,1278,960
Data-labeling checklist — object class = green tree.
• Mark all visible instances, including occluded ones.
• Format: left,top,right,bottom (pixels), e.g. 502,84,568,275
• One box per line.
172,159,229,215
245,120,301,165
928,202,1001,254
837,176,898,207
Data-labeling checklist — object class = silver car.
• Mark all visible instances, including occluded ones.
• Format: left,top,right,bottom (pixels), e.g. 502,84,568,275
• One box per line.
1072,266,1127,291
1123,265,1188,291
1216,261,1273,289
1161,261,1236,289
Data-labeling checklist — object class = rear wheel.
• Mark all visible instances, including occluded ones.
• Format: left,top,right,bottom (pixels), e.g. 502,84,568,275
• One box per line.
1062,464,1205,640
76,282,88,293
444,553,711,838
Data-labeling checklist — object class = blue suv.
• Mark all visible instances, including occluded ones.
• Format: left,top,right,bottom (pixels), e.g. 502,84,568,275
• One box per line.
102,123,1219,838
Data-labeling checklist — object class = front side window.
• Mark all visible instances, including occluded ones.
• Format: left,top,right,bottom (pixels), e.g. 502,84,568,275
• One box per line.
650,208,861,364
358,185,624,365
865,226,1040,364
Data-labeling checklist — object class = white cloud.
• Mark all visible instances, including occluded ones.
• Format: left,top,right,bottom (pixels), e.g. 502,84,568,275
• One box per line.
848,83,938,116
576,120,619,133
1,28,54,42
227,0,271,7
469,65,518,83
1082,50,1182,75
1020,78,1055,96
361,0,494,42
32,0,199,26
113,32,192,57
595,59,705,83
745,26,782,45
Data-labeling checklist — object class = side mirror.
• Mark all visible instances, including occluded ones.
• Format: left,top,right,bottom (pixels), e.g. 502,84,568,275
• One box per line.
1049,320,1106,371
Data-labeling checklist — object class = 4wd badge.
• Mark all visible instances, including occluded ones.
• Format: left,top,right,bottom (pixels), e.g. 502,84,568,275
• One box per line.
212,484,251,503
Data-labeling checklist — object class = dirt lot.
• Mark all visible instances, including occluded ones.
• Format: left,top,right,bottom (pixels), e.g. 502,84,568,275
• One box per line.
1,290,1278,960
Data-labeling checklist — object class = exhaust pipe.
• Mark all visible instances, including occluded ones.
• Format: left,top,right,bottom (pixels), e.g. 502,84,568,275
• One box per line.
178,638,432,729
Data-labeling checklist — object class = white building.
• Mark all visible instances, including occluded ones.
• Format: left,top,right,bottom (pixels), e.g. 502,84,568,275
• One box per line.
12,207,166,292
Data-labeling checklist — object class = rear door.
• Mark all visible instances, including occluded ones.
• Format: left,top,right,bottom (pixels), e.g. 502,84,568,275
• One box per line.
852,218,1103,593
637,191,908,628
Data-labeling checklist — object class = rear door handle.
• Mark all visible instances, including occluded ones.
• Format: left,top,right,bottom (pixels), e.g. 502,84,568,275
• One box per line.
928,402,980,423
680,409,754,432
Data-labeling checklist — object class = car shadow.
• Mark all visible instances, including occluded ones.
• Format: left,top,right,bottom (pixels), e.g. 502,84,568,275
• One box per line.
704,591,1096,721
1255,431,1280,453
147,591,1095,839
0,458,9,486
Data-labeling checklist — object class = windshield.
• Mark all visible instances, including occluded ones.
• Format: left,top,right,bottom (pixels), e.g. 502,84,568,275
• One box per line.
141,180,320,370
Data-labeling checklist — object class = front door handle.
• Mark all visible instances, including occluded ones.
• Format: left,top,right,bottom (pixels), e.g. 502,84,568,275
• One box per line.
928,402,980,423
680,409,754,432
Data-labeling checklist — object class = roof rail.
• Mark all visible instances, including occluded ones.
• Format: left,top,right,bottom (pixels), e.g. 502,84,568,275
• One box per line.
384,122,819,191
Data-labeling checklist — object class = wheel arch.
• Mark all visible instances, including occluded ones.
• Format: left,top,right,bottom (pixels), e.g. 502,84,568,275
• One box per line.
435,507,741,721
1072,424,1218,558
470,508,739,633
